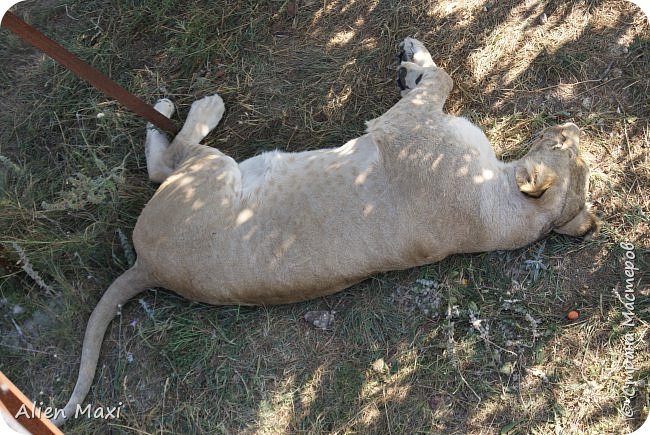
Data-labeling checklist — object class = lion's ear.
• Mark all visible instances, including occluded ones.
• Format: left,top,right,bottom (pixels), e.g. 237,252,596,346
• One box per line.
516,161,557,198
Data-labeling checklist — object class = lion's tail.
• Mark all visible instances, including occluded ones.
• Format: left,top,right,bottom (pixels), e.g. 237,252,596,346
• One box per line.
52,263,154,427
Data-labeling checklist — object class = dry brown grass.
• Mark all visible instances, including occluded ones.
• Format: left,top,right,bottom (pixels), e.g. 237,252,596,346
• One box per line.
0,0,648,433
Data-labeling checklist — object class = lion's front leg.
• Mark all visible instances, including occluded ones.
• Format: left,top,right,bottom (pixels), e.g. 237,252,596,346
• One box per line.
393,37,453,111
396,37,436,97
163,94,226,168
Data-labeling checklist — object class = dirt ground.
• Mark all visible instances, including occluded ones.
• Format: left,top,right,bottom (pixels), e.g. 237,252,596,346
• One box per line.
0,0,648,433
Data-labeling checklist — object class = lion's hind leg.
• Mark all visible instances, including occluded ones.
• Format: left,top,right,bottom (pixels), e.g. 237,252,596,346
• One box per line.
145,98,175,183
163,94,226,168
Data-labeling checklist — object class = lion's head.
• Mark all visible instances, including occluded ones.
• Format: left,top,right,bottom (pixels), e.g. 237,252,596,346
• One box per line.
515,123,600,238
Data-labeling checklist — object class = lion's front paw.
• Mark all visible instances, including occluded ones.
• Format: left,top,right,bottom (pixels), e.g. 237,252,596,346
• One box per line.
398,37,435,68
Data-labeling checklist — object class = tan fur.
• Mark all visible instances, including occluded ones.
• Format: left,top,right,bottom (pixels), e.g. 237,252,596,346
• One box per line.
52,38,598,426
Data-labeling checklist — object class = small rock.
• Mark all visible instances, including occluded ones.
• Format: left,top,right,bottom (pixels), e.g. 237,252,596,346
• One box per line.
371,358,387,373
500,362,514,375
528,367,549,382
304,310,336,329
12,305,25,316
539,13,548,24
581,97,592,109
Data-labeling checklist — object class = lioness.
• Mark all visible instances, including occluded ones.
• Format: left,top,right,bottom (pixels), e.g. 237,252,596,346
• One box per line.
52,38,598,426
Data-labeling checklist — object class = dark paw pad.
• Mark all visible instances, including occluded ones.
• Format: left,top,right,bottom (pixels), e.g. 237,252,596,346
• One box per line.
396,66,423,92
397,67,408,90
398,48,408,63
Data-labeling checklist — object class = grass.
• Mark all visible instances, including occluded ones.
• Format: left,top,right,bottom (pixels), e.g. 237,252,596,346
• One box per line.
0,0,648,433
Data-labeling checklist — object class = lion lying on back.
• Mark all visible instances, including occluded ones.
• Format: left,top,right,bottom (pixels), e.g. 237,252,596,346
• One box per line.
51,38,598,426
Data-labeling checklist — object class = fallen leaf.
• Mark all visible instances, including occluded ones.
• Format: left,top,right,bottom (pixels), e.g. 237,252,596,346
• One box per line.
287,1,297,18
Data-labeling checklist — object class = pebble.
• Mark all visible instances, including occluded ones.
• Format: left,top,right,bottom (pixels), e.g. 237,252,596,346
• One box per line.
12,305,25,316
304,310,336,329
371,358,387,373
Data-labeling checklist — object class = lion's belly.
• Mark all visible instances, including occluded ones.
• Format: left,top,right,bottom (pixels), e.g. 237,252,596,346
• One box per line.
133,196,397,305
132,135,410,305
